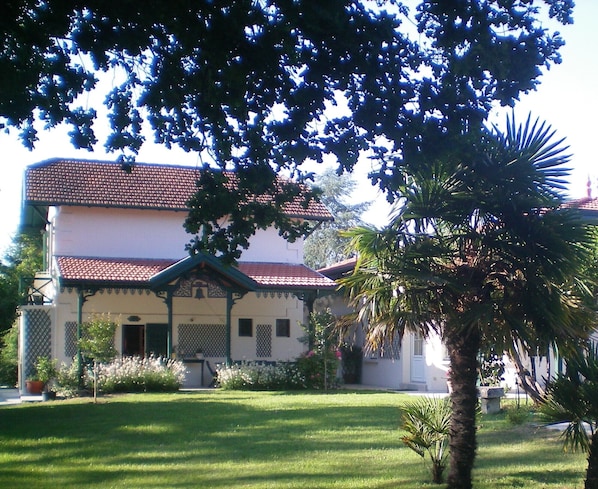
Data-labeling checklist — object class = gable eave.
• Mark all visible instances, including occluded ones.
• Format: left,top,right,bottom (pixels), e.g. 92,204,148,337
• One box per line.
149,253,258,291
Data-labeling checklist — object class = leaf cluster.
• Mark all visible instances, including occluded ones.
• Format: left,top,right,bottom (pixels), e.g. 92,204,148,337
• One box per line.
400,396,452,483
540,342,598,454
0,1,575,262
78,313,118,364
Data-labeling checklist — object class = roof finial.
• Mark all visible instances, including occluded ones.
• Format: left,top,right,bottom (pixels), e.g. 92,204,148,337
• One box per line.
587,175,592,199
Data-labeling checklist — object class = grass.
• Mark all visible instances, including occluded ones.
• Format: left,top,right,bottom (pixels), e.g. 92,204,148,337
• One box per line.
0,391,587,488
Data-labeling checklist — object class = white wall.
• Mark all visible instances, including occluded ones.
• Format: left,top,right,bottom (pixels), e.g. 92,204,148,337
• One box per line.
51,205,304,263
52,206,190,258
52,288,307,367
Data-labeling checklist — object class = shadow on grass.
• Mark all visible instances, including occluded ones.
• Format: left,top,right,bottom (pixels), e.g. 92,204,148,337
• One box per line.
0,390,587,488
0,390,414,488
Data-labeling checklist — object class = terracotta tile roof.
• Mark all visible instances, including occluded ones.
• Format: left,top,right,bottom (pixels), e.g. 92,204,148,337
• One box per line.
56,256,336,290
317,257,357,280
564,197,598,211
56,256,173,285
238,262,336,289
25,158,332,221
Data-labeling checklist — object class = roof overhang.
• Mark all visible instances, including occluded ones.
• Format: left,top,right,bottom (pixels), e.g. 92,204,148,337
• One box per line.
55,256,336,292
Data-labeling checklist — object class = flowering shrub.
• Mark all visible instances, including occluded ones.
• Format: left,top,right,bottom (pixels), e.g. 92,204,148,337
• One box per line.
55,355,186,395
217,355,341,391
217,361,304,390
98,356,186,393
295,350,341,390
55,357,85,397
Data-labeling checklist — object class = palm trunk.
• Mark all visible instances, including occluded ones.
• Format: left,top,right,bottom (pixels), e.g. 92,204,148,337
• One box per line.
446,328,480,489
586,430,598,489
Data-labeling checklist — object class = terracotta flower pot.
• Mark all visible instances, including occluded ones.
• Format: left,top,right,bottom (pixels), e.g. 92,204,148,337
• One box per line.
26,380,45,394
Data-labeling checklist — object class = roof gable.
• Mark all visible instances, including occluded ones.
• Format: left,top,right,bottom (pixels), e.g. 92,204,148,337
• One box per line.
24,158,332,221
150,253,258,291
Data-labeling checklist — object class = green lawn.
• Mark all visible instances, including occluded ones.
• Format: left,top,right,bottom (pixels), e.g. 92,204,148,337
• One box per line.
0,390,586,488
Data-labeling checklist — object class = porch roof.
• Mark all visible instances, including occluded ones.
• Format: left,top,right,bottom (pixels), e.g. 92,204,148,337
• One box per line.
55,256,337,291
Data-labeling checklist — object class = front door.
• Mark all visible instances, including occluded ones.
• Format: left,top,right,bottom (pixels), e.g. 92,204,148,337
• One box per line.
146,323,168,357
410,332,425,383
123,324,144,356
122,323,168,357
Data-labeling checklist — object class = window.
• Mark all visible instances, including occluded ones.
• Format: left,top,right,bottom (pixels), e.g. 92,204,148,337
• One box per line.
238,318,253,337
276,319,290,337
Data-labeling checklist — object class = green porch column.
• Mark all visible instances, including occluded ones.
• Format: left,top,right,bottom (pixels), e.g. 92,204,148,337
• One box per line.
77,289,85,389
166,289,173,357
226,290,232,366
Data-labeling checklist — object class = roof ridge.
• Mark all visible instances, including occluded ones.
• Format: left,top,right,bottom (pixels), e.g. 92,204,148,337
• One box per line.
24,158,333,221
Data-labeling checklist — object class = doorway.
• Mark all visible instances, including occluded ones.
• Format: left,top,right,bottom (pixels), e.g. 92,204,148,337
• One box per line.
410,332,425,383
122,323,168,357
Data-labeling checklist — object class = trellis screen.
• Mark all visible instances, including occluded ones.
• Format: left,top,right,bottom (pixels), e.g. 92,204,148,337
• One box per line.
22,308,52,379
256,324,272,358
178,323,226,357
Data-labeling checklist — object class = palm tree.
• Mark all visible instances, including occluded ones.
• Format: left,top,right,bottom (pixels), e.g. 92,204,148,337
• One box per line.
340,115,595,489
400,396,452,484
540,342,598,489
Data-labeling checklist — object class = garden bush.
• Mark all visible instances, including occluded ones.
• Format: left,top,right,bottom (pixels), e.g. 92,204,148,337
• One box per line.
217,354,341,391
217,361,304,390
295,350,341,390
98,356,186,393
56,355,186,395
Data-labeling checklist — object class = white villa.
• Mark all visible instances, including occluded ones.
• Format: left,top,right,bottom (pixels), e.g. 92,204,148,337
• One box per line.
18,158,337,392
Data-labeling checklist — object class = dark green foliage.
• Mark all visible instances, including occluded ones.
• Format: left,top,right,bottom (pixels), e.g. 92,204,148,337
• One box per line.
298,310,342,390
0,233,43,386
0,324,18,386
295,351,341,390
0,233,43,333
304,169,371,269
0,1,574,263
340,115,595,489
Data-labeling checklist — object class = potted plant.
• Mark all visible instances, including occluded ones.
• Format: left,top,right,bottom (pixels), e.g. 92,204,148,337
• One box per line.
35,356,58,400
25,375,44,395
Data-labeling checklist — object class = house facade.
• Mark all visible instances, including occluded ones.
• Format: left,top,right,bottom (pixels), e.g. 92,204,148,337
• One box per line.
18,158,336,392
317,258,451,393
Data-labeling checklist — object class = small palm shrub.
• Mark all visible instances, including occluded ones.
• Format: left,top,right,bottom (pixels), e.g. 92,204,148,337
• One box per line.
400,396,452,484
540,343,598,489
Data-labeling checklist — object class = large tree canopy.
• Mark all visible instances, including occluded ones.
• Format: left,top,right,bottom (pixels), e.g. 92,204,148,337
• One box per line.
304,168,371,269
1,0,573,261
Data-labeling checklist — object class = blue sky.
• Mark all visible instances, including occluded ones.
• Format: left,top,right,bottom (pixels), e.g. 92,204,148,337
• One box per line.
1,2,597,257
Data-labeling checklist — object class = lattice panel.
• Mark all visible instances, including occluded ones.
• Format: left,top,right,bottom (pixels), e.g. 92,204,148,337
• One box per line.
178,323,226,357
64,321,78,358
23,309,52,378
256,324,272,358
